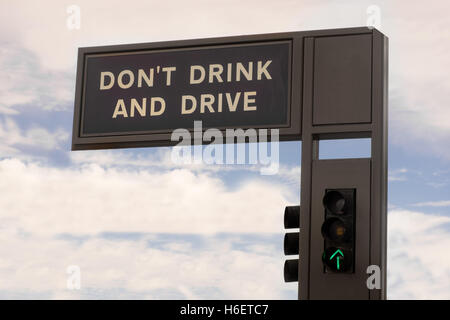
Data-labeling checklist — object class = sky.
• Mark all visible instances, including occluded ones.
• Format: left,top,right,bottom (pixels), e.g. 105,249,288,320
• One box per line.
0,0,449,299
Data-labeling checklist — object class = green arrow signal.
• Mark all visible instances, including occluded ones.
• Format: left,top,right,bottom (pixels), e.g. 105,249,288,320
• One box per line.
329,249,344,270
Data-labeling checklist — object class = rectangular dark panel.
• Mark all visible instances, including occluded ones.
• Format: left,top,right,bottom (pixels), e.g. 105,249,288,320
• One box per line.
71,33,304,150
81,42,290,136
312,34,372,125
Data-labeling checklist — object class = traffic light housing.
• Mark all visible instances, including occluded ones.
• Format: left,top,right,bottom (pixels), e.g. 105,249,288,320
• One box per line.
321,189,355,273
283,206,299,282
296,29,387,299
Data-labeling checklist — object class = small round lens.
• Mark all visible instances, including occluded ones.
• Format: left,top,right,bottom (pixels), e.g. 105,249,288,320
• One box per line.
323,191,346,214
322,247,351,272
321,217,350,242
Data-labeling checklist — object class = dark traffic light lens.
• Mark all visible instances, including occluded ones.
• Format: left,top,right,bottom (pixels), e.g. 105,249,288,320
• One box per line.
283,205,300,283
284,206,300,229
323,191,346,214
284,259,299,282
322,247,351,272
321,218,350,242
284,233,299,255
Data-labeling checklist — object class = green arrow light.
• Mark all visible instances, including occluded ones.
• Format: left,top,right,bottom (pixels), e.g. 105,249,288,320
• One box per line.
329,249,343,260
322,248,349,272
329,249,344,270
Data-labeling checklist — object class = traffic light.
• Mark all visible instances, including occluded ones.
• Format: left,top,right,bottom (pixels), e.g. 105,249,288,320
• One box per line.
284,206,300,282
292,29,387,299
321,189,355,273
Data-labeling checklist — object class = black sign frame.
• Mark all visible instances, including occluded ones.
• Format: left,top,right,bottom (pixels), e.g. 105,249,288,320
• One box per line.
72,32,304,150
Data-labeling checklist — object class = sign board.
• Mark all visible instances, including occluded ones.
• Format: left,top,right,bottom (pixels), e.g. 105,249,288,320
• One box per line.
72,34,304,150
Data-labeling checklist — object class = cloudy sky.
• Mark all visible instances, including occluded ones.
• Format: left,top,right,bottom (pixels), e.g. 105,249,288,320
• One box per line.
0,0,449,299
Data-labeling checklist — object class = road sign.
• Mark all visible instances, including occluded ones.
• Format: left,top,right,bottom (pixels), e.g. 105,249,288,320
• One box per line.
72,35,302,150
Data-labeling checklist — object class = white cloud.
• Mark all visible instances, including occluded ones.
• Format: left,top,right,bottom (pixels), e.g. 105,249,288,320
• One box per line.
426,182,447,189
413,200,450,207
0,157,292,298
0,0,322,72
0,118,68,154
388,209,450,299
70,147,300,186
386,2,450,159
0,231,289,299
0,158,291,235
0,43,73,114
388,168,408,182
388,176,407,182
